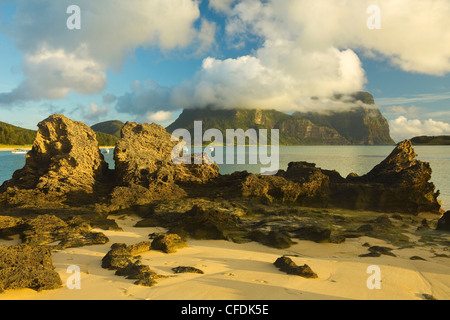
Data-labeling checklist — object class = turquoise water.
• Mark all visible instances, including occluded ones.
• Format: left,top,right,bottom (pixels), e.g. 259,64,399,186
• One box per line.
1,146,449,210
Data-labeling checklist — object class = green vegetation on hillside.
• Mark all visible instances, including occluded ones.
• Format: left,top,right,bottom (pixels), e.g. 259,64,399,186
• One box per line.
91,120,125,138
0,121,118,147
95,132,119,146
0,121,37,145
411,136,450,145
297,107,394,145
166,92,395,146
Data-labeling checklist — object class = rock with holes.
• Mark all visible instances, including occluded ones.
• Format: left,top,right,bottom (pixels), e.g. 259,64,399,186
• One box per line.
0,114,108,208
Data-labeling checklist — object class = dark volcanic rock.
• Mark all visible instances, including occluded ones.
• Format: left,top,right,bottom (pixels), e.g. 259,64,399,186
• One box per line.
172,266,204,274
437,211,450,231
332,140,441,214
101,241,164,287
359,246,397,258
0,114,109,208
273,256,318,279
168,205,242,240
114,122,178,186
240,174,303,204
0,244,62,293
410,256,427,261
101,242,153,270
0,216,26,240
19,214,109,250
294,226,332,243
150,233,187,253
279,162,332,206
238,162,332,207
110,122,220,209
248,230,296,249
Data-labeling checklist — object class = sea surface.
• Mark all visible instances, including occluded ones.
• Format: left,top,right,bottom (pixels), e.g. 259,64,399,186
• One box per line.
1,145,449,210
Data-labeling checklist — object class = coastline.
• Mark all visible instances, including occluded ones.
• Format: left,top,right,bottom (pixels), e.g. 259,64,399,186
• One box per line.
1,213,449,301
0,146,32,152
0,146,114,152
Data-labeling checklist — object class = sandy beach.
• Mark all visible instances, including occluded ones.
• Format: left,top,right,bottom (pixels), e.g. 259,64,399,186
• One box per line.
1,214,449,301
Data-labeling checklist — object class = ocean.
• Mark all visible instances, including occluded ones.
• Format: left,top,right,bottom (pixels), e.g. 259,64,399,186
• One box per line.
1,145,449,210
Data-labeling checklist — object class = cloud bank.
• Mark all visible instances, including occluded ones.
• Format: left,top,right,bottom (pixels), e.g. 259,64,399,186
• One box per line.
0,0,206,103
2,0,450,121
115,0,450,117
389,116,450,142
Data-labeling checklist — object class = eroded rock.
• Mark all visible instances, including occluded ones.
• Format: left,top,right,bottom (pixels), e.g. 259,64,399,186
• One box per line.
0,244,62,293
0,114,108,208
273,256,318,279
19,214,109,250
172,266,204,274
150,233,187,253
437,211,450,231
110,122,220,210
331,140,441,214
101,241,165,287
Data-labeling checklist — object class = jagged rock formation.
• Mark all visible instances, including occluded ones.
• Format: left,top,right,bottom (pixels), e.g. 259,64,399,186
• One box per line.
0,214,111,250
0,244,62,292
0,114,109,207
150,233,188,253
110,122,219,210
329,140,441,214
0,115,441,215
437,211,450,231
101,242,166,287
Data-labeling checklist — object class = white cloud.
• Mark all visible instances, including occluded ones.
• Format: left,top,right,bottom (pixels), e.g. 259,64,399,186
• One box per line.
377,92,450,106
115,0,450,116
117,42,367,114
0,0,204,103
193,19,217,56
85,102,110,123
209,0,236,14
116,80,171,115
225,0,450,76
172,43,366,110
389,116,450,142
385,105,422,118
146,110,173,123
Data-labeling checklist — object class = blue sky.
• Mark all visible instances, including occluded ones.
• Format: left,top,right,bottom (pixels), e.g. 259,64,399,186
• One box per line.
1,0,450,142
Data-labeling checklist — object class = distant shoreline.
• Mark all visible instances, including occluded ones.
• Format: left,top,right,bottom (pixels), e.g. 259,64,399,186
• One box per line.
0,146,32,152
0,146,115,152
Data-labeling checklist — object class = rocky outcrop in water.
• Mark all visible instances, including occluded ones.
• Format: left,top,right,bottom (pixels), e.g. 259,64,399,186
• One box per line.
0,115,441,216
109,122,220,210
329,140,441,214
0,114,109,208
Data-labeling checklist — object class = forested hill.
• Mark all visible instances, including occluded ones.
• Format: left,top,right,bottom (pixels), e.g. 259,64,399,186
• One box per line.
0,121,36,145
411,136,450,145
0,121,118,146
166,92,395,146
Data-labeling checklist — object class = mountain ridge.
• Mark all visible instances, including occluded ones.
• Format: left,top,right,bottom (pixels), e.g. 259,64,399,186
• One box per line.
166,92,395,146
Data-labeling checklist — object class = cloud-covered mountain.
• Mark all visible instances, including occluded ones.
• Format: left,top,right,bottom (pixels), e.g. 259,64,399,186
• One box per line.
166,92,394,146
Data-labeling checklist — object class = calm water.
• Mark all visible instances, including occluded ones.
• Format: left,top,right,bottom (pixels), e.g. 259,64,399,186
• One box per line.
1,146,449,210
